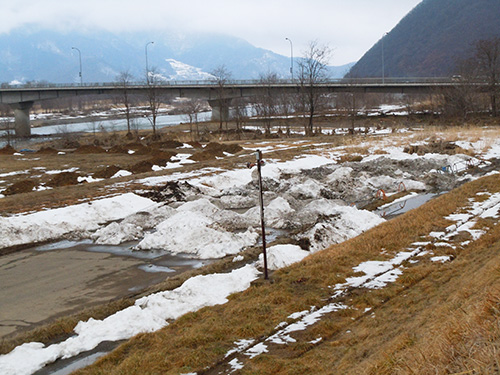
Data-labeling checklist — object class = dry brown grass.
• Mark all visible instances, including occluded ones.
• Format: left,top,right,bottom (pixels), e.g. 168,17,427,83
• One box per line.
69,173,500,375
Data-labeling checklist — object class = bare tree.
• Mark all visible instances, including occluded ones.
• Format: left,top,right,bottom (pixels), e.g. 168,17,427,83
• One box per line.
182,99,205,141
298,40,332,136
438,54,485,119
277,91,295,136
116,70,135,138
255,72,279,136
145,66,164,139
211,65,232,133
232,97,249,138
475,37,500,116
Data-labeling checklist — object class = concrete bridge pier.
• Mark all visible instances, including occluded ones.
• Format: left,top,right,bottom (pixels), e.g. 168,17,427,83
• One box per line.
10,101,34,137
208,99,232,123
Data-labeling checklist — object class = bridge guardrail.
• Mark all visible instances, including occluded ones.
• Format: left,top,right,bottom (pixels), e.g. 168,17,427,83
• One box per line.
1,77,494,91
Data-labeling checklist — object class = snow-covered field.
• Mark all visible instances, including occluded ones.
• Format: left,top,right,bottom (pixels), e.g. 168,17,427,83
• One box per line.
1,129,499,374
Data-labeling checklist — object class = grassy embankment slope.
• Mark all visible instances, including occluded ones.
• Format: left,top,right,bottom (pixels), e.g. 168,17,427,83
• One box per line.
73,173,500,374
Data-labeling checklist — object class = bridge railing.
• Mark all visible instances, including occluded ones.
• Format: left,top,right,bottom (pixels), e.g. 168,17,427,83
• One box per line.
0,77,492,90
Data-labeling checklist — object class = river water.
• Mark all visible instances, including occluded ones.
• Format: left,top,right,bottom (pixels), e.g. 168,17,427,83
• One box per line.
0,111,212,149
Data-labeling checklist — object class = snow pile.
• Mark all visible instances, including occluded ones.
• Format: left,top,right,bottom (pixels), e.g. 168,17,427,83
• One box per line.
135,199,259,258
298,200,385,252
92,222,144,245
0,193,157,249
258,245,310,270
241,197,295,229
288,179,323,199
0,265,260,375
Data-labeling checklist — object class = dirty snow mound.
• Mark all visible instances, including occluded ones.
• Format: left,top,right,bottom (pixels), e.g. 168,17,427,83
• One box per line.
0,193,157,249
298,201,385,252
258,245,310,270
135,210,258,258
92,222,144,245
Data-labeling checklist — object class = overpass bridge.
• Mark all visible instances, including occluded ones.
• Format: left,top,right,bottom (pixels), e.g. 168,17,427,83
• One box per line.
0,78,474,136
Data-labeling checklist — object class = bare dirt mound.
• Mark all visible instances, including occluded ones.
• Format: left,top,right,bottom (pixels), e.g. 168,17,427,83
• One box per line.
139,181,200,203
47,172,80,187
107,145,129,154
223,143,243,154
187,141,203,149
190,142,243,161
129,161,153,174
93,165,122,179
0,145,16,155
3,180,37,195
74,145,106,154
339,155,363,163
36,147,58,155
125,143,152,155
404,141,469,156
190,149,223,161
149,151,177,166
150,140,184,149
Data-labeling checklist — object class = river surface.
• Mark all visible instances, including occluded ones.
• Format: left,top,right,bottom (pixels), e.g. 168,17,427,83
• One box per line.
0,111,212,148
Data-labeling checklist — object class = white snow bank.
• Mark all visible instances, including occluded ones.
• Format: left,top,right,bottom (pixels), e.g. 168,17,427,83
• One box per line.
189,155,335,193
258,244,310,270
0,193,157,249
242,197,295,229
92,222,144,245
0,265,260,375
135,209,259,258
298,200,385,252
288,179,323,199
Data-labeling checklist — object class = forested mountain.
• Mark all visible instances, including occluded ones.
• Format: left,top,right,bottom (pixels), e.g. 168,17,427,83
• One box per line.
348,0,500,78
0,29,352,84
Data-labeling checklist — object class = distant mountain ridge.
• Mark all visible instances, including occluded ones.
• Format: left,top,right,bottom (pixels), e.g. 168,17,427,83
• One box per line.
0,29,353,84
348,0,500,78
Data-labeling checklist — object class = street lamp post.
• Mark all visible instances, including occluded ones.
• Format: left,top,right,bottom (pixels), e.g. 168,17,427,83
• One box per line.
381,32,388,84
145,41,154,84
285,37,293,81
71,47,82,85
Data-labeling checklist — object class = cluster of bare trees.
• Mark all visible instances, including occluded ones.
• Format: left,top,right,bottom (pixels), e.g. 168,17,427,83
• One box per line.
440,37,500,118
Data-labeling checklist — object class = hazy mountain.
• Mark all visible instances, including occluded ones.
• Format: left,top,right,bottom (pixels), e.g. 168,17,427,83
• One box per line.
348,0,500,78
0,29,353,84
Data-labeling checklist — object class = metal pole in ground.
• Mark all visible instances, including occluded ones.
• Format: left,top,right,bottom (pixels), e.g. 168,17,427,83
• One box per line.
255,149,268,279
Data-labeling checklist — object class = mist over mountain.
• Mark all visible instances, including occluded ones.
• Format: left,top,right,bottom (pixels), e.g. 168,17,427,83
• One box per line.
348,0,500,78
0,29,353,84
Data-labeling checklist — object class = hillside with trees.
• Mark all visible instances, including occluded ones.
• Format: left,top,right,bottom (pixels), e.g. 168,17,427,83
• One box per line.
348,0,500,78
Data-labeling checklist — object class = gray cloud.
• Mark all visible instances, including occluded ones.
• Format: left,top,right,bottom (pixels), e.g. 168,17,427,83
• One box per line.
0,0,422,65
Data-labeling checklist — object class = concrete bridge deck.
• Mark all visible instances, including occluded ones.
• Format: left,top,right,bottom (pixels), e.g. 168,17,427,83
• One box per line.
0,78,486,136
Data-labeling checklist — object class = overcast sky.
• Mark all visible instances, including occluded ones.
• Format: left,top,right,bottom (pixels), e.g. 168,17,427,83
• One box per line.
0,0,422,65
